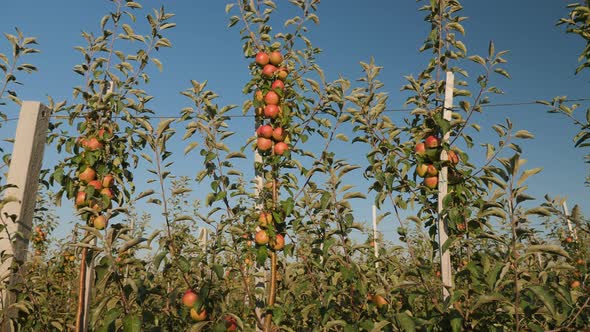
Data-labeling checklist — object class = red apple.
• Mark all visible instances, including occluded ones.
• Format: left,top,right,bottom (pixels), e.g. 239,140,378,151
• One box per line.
272,127,286,142
264,104,279,119
274,142,288,155
88,180,103,191
100,188,114,199
224,316,238,331
85,137,103,151
257,137,272,152
255,51,269,66
259,211,273,227
93,215,108,230
416,164,428,178
75,191,87,208
415,142,426,156
372,294,388,308
264,91,279,105
426,165,438,176
257,125,273,139
277,67,289,80
272,234,285,251
254,90,264,103
255,230,269,245
190,308,207,321
448,150,460,165
102,175,114,188
271,80,285,90
424,176,438,189
269,51,283,66
79,167,96,183
425,135,439,149
182,290,198,308
262,64,278,78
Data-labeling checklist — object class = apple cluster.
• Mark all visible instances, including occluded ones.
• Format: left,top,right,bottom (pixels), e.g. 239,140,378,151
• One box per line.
75,126,117,230
181,289,207,322
414,135,460,189
254,211,285,251
254,50,289,156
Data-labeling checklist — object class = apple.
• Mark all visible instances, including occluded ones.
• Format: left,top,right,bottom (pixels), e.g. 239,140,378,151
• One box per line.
269,51,283,66
257,137,272,152
424,176,438,189
224,315,238,331
274,142,288,155
264,91,279,105
416,164,428,178
264,104,279,119
182,290,198,307
271,80,285,90
100,188,114,199
426,164,438,176
255,230,269,245
255,51,269,66
262,64,278,78
571,280,581,288
102,174,114,188
272,127,286,142
448,150,460,165
257,125,273,139
98,126,112,139
258,211,272,227
85,137,103,150
415,142,426,156
79,167,96,183
88,180,103,191
75,191,87,208
372,294,388,308
93,215,108,230
277,67,289,80
565,236,574,243
272,234,285,251
190,307,207,321
425,135,439,149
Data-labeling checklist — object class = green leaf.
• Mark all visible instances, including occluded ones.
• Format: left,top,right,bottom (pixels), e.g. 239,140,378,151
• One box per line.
514,130,534,139
527,285,556,318
123,314,142,332
517,167,542,186
525,245,569,259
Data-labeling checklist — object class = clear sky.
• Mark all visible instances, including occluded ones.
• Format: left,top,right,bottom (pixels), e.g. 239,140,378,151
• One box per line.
0,1,588,240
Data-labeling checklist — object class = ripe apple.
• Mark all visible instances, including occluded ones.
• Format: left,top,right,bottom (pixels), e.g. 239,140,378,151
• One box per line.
257,138,272,152
257,125,273,139
272,127,286,142
100,188,114,199
102,174,114,188
182,290,198,307
372,294,388,308
269,51,283,66
264,91,279,105
93,215,108,230
416,164,428,178
274,142,288,155
262,64,278,78
415,142,426,156
424,176,438,189
258,211,273,227
271,80,285,90
255,230,269,245
85,137,103,150
425,135,439,149
571,280,581,288
565,236,574,243
272,234,285,251
190,307,207,321
79,167,96,183
426,164,438,176
224,315,238,331
88,180,103,191
277,67,288,80
448,150,460,165
75,191,87,207
255,51,269,66
264,104,279,119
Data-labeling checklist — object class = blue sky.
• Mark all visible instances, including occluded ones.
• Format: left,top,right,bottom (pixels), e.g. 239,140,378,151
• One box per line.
0,1,588,240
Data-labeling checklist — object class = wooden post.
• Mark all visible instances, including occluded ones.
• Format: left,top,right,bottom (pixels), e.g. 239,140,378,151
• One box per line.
562,201,577,240
0,101,50,327
253,141,265,331
438,72,454,300
372,205,379,268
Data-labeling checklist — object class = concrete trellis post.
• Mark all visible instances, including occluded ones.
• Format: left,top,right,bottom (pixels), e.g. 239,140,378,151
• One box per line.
0,101,50,326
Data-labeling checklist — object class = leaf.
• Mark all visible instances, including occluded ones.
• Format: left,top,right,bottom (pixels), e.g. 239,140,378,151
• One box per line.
370,321,391,332
126,2,142,8
518,167,542,186
184,142,199,155
123,314,141,332
514,130,534,139
527,285,556,318
343,192,366,200
525,245,569,259
136,189,155,200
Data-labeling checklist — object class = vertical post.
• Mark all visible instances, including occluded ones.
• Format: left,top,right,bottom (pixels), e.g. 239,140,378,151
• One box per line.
438,72,454,300
253,142,265,331
0,101,50,327
562,201,577,240
372,205,379,268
